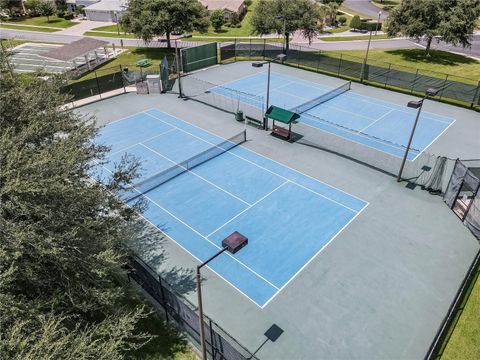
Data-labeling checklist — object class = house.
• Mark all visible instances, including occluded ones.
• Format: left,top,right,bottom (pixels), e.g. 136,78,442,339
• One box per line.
66,0,127,22
200,0,246,21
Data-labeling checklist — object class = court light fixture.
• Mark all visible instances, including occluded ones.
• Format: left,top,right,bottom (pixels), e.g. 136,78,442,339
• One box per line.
196,231,248,360
397,88,439,182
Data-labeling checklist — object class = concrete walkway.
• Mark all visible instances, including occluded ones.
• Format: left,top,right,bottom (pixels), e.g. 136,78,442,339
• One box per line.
56,19,115,36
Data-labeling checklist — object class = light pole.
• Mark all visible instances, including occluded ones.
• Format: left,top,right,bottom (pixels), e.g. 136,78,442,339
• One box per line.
275,15,286,53
175,34,192,98
360,11,381,82
397,88,439,182
196,231,248,360
252,53,286,130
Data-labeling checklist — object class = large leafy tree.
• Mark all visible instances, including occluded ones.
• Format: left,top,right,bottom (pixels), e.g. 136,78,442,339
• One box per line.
121,0,210,48
386,0,480,55
251,0,322,50
0,48,151,358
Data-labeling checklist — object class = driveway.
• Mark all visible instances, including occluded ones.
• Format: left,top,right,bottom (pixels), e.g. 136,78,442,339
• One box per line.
343,0,388,19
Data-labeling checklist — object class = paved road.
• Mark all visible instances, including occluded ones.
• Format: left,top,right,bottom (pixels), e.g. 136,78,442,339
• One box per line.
416,35,480,58
306,38,415,51
2,28,478,58
0,28,192,48
343,0,388,19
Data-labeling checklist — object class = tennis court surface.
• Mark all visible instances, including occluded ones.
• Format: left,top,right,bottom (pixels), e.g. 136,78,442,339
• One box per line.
213,72,456,159
94,109,368,307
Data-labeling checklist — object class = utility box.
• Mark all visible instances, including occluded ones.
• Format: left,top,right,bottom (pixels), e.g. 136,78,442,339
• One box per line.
146,75,161,94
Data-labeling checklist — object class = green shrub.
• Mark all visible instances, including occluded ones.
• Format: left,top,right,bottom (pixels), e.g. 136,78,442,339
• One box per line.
63,12,74,20
360,21,382,31
349,15,361,30
338,16,347,25
56,10,65,18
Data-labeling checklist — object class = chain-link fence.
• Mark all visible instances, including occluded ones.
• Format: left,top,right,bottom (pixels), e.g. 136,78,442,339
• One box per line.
219,40,480,109
127,254,258,360
181,74,265,125
61,57,177,103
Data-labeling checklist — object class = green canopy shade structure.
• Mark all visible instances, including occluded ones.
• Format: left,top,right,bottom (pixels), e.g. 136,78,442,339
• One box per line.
265,105,300,140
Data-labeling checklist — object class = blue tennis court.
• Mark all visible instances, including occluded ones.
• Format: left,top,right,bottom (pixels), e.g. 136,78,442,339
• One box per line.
213,72,456,160
94,109,368,307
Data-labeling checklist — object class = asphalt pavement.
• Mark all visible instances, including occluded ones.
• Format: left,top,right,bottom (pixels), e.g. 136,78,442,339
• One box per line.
343,0,388,19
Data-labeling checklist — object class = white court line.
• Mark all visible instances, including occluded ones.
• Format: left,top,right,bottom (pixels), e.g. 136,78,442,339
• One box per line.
260,202,368,309
90,163,269,308
106,109,370,307
143,108,368,204
97,163,280,291
138,142,251,206
359,109,396,133
138,190,279,290
411,118,457,162
206,181,289,238
143,111,361,213
108,128,177,157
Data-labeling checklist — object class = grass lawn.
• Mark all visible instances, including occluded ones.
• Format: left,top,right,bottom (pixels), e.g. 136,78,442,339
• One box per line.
84,31,138,39
1,39,29,47
5,16,77,28
0,23,59,32
92,24,125,32
321,34,392,41
440,270,480,360
74,47,175,81
327,48,480,81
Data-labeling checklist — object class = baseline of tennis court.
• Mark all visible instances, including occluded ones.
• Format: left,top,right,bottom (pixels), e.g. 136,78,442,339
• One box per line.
212,72,456,160
94,109,368,307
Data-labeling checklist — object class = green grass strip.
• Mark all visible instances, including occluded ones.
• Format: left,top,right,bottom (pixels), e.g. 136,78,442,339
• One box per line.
0,23,59,32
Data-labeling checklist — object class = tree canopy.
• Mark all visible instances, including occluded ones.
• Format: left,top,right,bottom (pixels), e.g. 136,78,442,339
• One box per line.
0,47,152,358
386,0,480,54
210,9,225,32
120,0,210,48
251,0,322,49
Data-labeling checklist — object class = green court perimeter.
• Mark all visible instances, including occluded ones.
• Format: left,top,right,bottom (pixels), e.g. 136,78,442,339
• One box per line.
77,60,480,360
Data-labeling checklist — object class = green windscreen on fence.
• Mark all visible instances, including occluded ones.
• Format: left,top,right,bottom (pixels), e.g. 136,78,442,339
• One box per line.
181,43,218,73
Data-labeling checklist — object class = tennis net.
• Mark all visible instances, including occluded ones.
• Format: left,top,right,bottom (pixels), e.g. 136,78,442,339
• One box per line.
290,81,351,114
123,130,247,202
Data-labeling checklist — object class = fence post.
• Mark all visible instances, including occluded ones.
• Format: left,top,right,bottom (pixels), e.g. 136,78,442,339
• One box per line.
94,70,101,99
249,39,252,60
384,63,391,88
337,54,343,76
471,81,480,108
297,46,301,68
411,68,420,94
316,50,321,73
119,64,126,93
157,276,169,323
439,74,449,100
234,39,237,62
263,38,266,60
209,318,215,359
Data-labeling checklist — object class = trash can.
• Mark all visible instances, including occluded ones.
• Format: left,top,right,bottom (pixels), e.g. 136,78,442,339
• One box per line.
235,110,244,122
